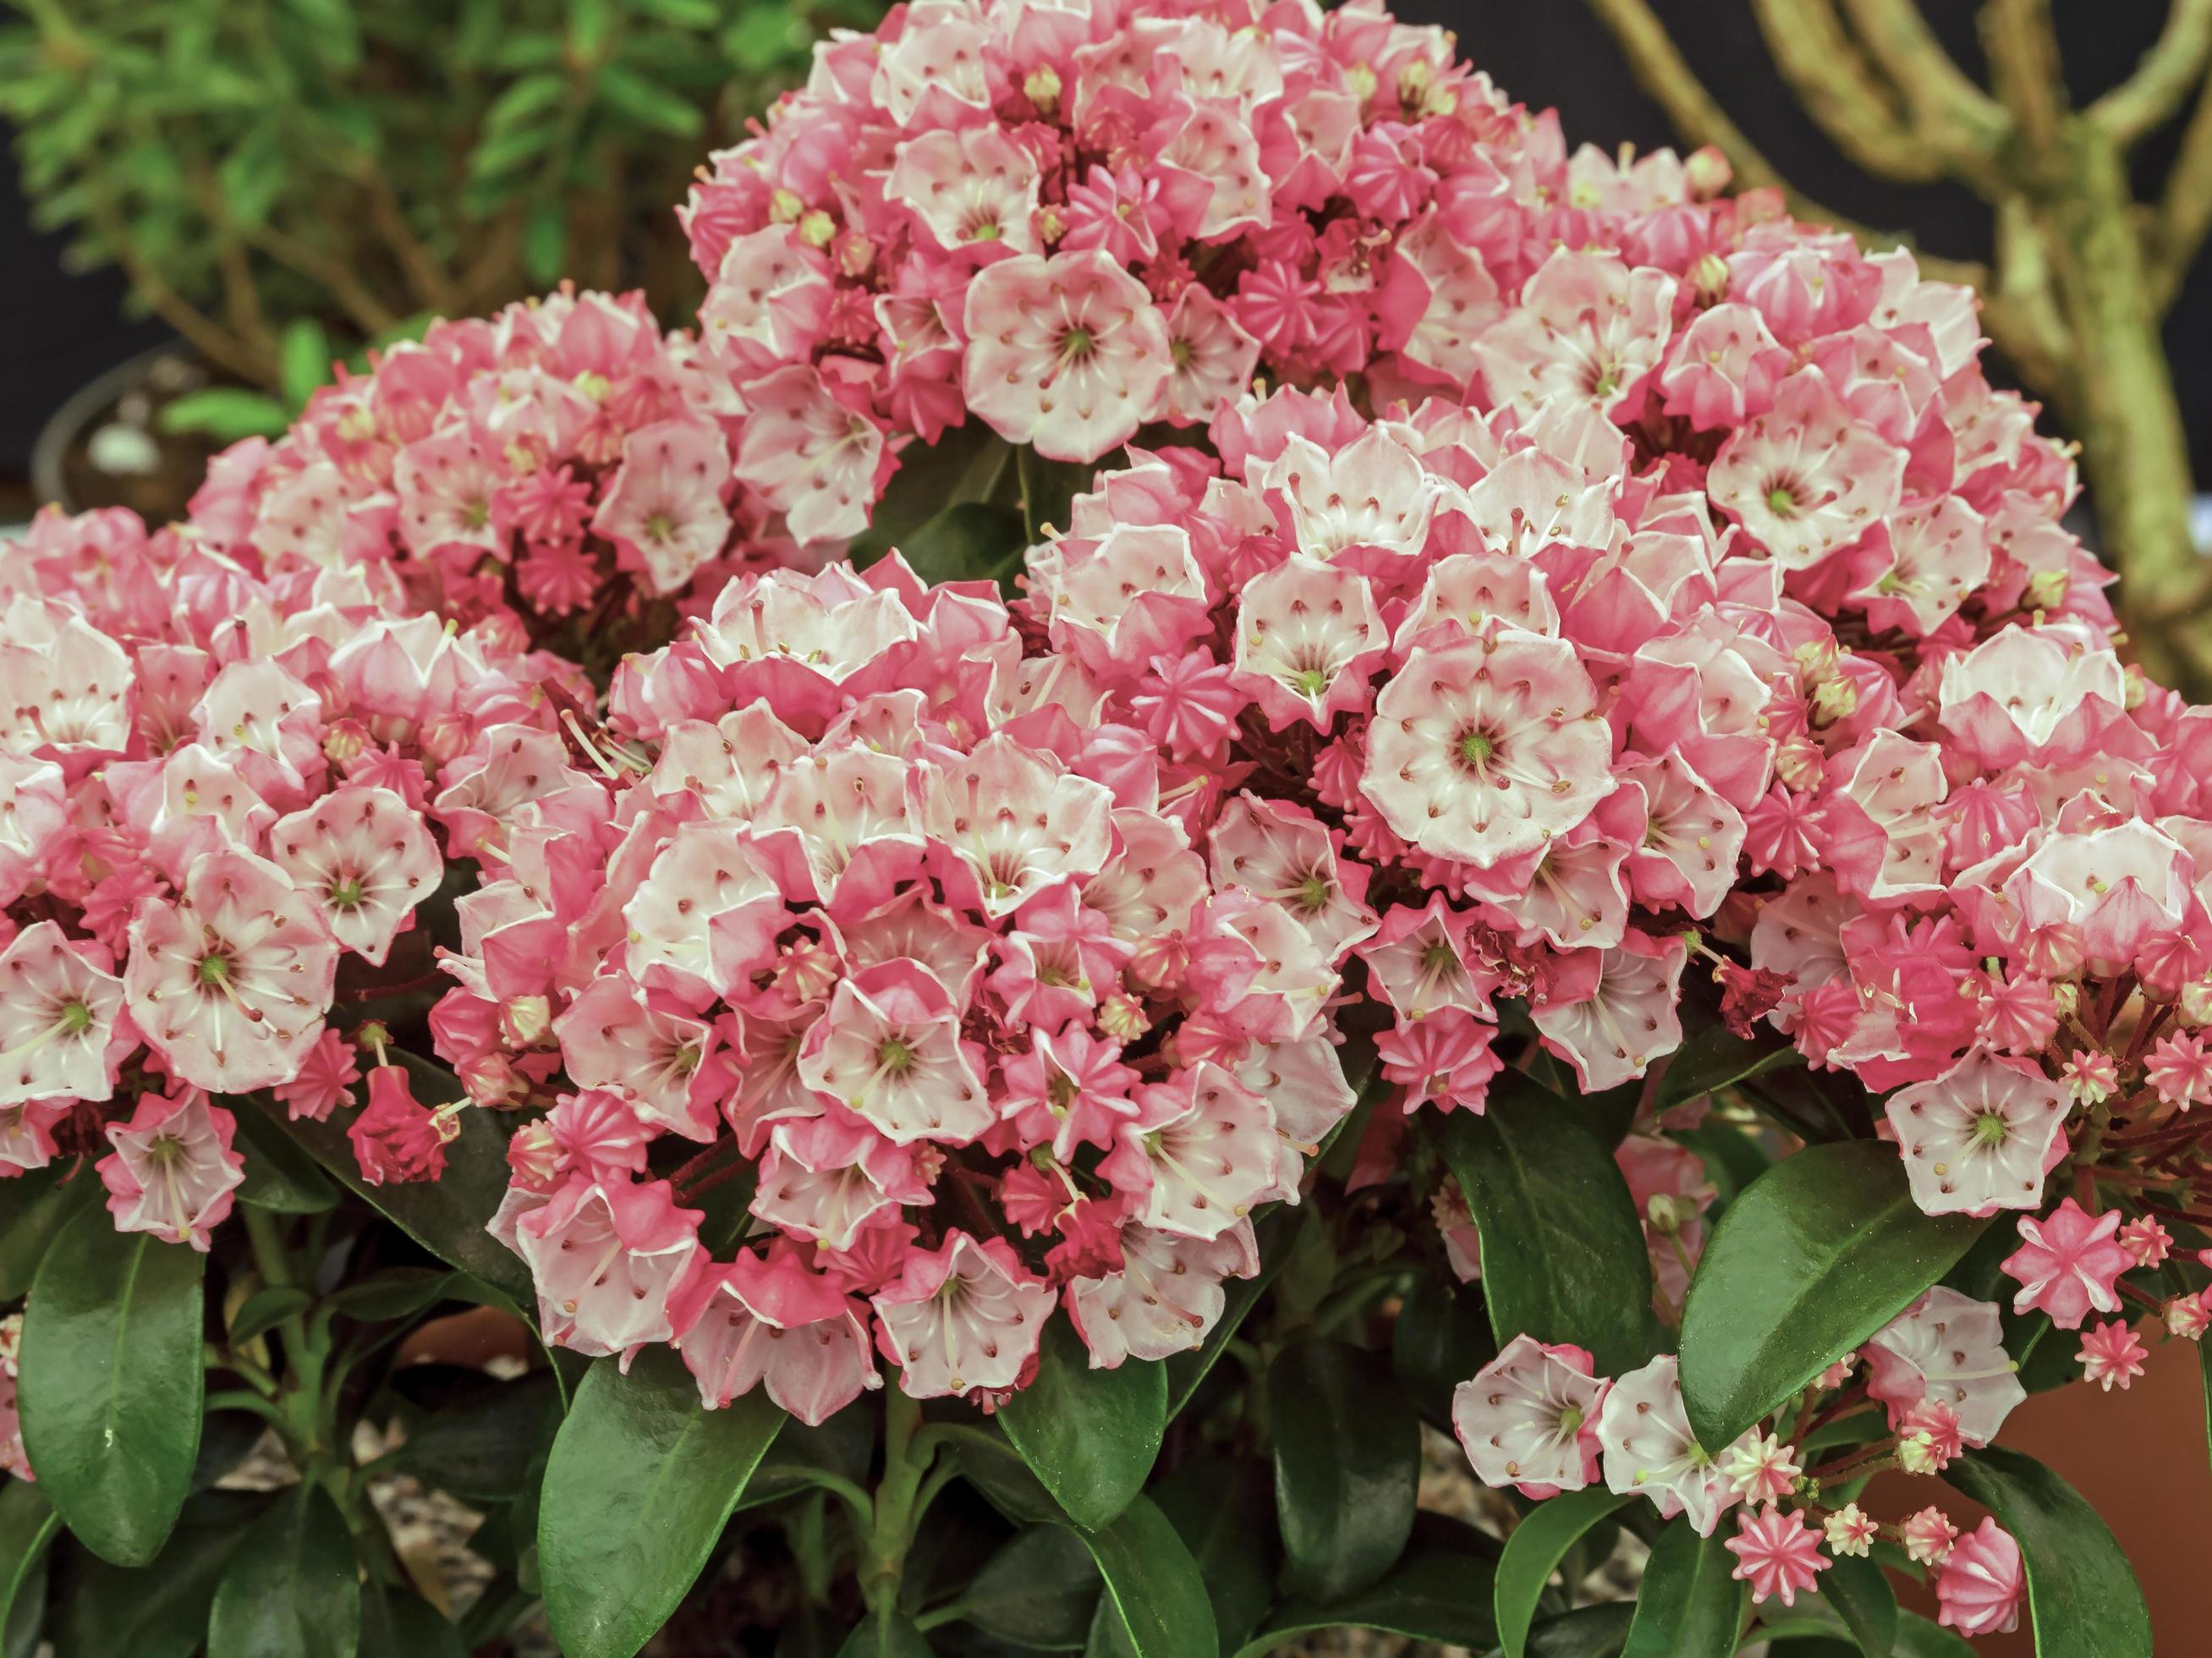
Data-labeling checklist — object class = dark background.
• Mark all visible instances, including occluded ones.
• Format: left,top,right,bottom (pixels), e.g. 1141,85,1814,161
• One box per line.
2,2,2207,488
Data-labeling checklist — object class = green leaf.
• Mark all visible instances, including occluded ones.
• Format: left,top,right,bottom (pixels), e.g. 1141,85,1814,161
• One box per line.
157,388,290,444
1391,1275,1498,1428
960,1527,1101,1650
1494,1602,1633,1658
278,321,334,414
593,65,704,136
538,1348,788,1658
1492,1489,1633,1658
1266,1341,1419,1603
233,1107,340,1214
0,1481,58,1644
52,1490,264,1658
893,502,1029,590
1656,1015,1802,1112
1820,1552,1896,1657
324,1267,468,1323
1150,1456,1276,1655
837,1612,933,1658
388,1374,559,1503
1166,1205,1300,1420
848,423,1016,568
1940,1445,2151,1658
358,1587,470,1658
1440,1076,1654,1376
483,72,572,135
1619,1518,1743,1658
523,199,568,288
1016,447,1099,542
999,1320,1165,1530
230,1286,312,1344
1237,1543,1499,1658
206,1481,361,1658
1679,1140,1989,1449
1079,1494,1216,1658
1892,1611,1977,1657
240,1070,533,1309
19,1209,205,1566
0,1168,94,1300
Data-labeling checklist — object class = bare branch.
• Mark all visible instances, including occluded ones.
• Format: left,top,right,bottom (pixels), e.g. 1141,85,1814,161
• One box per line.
1747,0,1948,182
2089,0,2212,144
1840,0,2014,183
1979,0,2068,156
2150,72,2212,306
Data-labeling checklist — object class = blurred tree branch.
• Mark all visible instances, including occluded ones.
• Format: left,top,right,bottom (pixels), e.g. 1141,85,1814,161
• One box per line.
1585,0,2212,695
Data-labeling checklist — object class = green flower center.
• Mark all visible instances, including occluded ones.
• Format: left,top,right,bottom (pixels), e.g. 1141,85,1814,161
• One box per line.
877,1036,915,1078
1766,486,1798,518
1971,1111,2011,1149
196,953,231,988
59,1000,93,1035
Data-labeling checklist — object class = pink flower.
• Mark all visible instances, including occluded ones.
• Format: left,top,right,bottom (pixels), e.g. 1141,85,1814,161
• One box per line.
1595,1355,1743,1535
2001,1198,2133,1330
871,1231,1054,1399
961,251,1172,463
1823,1504,1879,1558
2078,1320,2149,1391
98,1088,244,1251
1724,1506,1829,1608
269,785,442,966
123,847,341,1094
1375,1010,1501,1113
1863,1287,2024,1447
1885,1048,2068,1217
1452,1335,1609,1499
1933,1518,2024,1639
667,1242,881,1424
1067,1223,1255,1368
513,1175,702,1361
1901,1505,1960,1565
2146,1031,2212,1110
0,920,126,1108
273,1030,362,1123
348,1065,457,1187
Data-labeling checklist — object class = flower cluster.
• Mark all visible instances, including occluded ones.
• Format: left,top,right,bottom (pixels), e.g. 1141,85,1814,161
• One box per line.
677,0,1745,541
184,288,771,656
0,502,578,1247
435,558,1361,1418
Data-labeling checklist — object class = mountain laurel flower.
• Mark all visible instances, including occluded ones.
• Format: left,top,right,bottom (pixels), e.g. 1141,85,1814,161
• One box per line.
2001,1198,2133,1331
97,1089,245,1251
1723,1506,1829,1608
1901,1506,1961,1566
1933,1518,2024,1639
1452,1336,1610,1499
1721,1432,1802,1504
1822,1504,1879,1558
2077,1320,2149,1392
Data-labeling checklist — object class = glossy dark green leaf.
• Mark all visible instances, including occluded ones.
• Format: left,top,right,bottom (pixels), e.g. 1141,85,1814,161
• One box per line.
1391,1275,1497,1428
388,1373,559,1502
0,1481,58,1644
232,1107,339,1214
0,1167,94,1299
52,1490,265,1658
19,1208,205,1565
837,1612,934,1658
949,1425,1064,1525
229,1286,312,1344
241,1067,531,1308
1079,1494,1216,1658
1657,1015,1802,1112
848,421,1015,567
895,502,1029,590
1621,1518,1742,1658
1000,1320,1165,1529
1267,1341,1419,1603
1493,1489,1633,1658
961,1526,1101,1650
206,1481,362,1658
1237,1544,1499,1658
1440,1078,1654,1375
1820,1551,1897,1657
358,1587,470,1658
1166,1205,1301,1420
1892,1611,1977,1656
1680,1141,1989,1449
538,1348,787,1658
324,1267,467,1323
1941,1445,2150,1658
1017,447,1099,542
1673,1121,1771,1222
1493,1602,1633,1658
1150,1456,1276,1656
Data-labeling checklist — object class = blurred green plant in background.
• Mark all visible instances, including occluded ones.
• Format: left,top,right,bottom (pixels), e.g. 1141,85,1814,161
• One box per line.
0,0,881,439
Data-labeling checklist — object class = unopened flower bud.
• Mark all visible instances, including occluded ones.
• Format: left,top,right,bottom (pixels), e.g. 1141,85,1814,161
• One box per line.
1896,1430,1939,1475
2023,567,2069,613
2181,977,2212,1027
768,188,807,224
1684,145,1732,200
1809,674,1858,727
323,720,370,768
1023,65,1061,113
1645,1192,1683,1236
833,228,875,279
460,1051,531,1112
1689,250,1731,305
1033,205,1067,246
502,995,556,1050
1098,992,1150,1043
796,209,837,248
507,1119,561,1191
